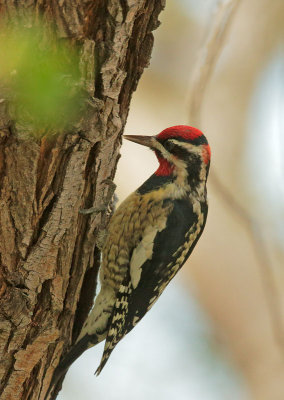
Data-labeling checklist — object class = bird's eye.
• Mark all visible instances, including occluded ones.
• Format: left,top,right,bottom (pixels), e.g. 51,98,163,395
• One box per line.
163,140,190,160
164,140,176,152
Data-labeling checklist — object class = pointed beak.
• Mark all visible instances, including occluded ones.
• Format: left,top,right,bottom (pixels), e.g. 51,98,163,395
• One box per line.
123,135,155,148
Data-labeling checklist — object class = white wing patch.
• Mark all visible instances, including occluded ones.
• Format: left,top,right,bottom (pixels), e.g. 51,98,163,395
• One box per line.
130,217,167,289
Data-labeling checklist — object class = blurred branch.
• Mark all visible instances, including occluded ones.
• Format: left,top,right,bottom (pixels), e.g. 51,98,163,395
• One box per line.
212,173,284,348
188,0,284,351
189,0,241,127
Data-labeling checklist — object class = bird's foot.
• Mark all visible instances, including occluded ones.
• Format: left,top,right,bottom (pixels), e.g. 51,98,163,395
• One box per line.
96,229,108,250
79,205,107,215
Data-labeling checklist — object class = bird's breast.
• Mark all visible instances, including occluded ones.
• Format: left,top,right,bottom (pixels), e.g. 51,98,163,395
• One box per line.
100,192,173,290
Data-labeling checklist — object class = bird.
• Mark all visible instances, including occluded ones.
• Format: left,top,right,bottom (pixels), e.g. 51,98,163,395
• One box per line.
45,125,211,397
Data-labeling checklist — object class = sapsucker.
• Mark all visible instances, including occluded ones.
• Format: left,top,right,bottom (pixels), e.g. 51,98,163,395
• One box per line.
47,125,211,396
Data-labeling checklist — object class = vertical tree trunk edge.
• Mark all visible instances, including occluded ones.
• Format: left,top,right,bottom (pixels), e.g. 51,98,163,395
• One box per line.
0,1,165,399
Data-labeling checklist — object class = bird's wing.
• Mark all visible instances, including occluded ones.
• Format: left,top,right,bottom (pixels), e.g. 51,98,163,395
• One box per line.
95,198,208,374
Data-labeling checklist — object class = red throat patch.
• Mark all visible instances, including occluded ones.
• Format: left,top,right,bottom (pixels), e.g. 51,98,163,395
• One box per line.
155,155,174,176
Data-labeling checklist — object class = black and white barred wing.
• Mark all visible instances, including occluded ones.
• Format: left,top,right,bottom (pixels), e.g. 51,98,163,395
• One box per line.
95,198,207,375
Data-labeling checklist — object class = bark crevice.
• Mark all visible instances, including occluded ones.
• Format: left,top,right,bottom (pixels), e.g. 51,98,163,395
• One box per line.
0,1,165,399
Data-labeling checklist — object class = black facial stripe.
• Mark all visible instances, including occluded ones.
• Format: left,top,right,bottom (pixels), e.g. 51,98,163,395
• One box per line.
187,136,208,145
137,174,174,195
166,145,189,161
154,149,163,158
186,155,202,186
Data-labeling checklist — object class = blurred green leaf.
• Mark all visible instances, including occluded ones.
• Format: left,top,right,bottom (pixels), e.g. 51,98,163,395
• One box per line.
0,22,84,136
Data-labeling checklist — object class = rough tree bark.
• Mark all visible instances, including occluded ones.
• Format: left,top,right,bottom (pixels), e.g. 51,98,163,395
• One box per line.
0,1,165,399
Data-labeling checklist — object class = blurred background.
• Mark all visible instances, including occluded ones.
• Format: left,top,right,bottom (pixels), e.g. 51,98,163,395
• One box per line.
59,0,284,399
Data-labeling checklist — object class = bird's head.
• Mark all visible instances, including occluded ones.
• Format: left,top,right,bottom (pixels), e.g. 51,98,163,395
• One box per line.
124,125,211,186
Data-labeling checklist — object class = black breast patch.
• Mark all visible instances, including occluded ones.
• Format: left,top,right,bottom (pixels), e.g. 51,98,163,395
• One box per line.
137,173,174,194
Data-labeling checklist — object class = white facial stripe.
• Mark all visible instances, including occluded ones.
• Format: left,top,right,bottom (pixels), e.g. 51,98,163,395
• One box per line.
171,140,208,184
153,140,171,160
168,139,203,157
153,138,207,191
153,139,187,170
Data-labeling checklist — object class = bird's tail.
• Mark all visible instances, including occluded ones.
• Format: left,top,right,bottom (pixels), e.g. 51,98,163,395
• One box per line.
95,344,114,376
44,334,98,400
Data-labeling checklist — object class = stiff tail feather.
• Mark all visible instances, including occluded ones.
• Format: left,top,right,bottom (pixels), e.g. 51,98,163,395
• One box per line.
95,345,114,376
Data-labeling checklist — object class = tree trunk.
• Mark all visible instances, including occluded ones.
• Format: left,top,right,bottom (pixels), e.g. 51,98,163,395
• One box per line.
0,1,165,399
